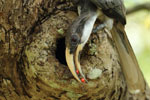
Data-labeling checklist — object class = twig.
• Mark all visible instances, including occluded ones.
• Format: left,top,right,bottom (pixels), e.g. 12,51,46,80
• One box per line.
127,2,150,15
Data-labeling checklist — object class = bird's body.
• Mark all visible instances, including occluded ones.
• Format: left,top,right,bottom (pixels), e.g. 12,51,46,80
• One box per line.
90,0,126,25
65,0,146,95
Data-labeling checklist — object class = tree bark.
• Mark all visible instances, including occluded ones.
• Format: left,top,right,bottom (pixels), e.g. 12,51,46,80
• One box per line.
0,0,149,100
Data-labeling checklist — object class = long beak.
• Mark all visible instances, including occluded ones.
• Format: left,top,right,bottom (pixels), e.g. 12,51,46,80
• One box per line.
65,45,88,83
74,44,88,82
65,47,81,82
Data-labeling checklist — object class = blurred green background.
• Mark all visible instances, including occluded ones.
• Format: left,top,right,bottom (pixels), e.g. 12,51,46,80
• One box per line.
125,0,150,85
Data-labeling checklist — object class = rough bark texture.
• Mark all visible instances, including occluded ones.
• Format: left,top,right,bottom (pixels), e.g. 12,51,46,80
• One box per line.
0,0,149,100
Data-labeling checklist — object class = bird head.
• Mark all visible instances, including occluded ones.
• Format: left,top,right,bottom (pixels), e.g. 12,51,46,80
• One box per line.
65,12,98,83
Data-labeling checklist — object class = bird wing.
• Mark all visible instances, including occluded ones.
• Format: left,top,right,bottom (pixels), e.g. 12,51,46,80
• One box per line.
90,0,126,25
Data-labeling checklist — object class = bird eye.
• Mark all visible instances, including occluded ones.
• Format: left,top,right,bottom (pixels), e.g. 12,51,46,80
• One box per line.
71,34,79,44
71,37,77,42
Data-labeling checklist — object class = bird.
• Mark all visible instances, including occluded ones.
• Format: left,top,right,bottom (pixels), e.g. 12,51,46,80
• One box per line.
65,0,146,94
65,0,97,83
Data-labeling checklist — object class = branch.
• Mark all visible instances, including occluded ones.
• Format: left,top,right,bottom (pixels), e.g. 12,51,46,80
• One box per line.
127,2,150,15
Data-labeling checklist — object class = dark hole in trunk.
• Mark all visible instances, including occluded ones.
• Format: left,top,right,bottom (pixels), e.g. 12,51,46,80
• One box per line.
55,37,67,65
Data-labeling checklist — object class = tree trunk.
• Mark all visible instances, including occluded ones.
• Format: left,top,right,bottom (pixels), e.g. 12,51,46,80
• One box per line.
0,0,149,100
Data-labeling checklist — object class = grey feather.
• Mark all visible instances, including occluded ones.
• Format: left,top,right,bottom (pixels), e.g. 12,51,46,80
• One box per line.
90,0,126,24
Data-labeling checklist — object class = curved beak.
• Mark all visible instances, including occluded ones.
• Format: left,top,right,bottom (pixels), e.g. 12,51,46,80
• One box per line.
65,44,88,83
74,44,88,82
65,47,81,82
